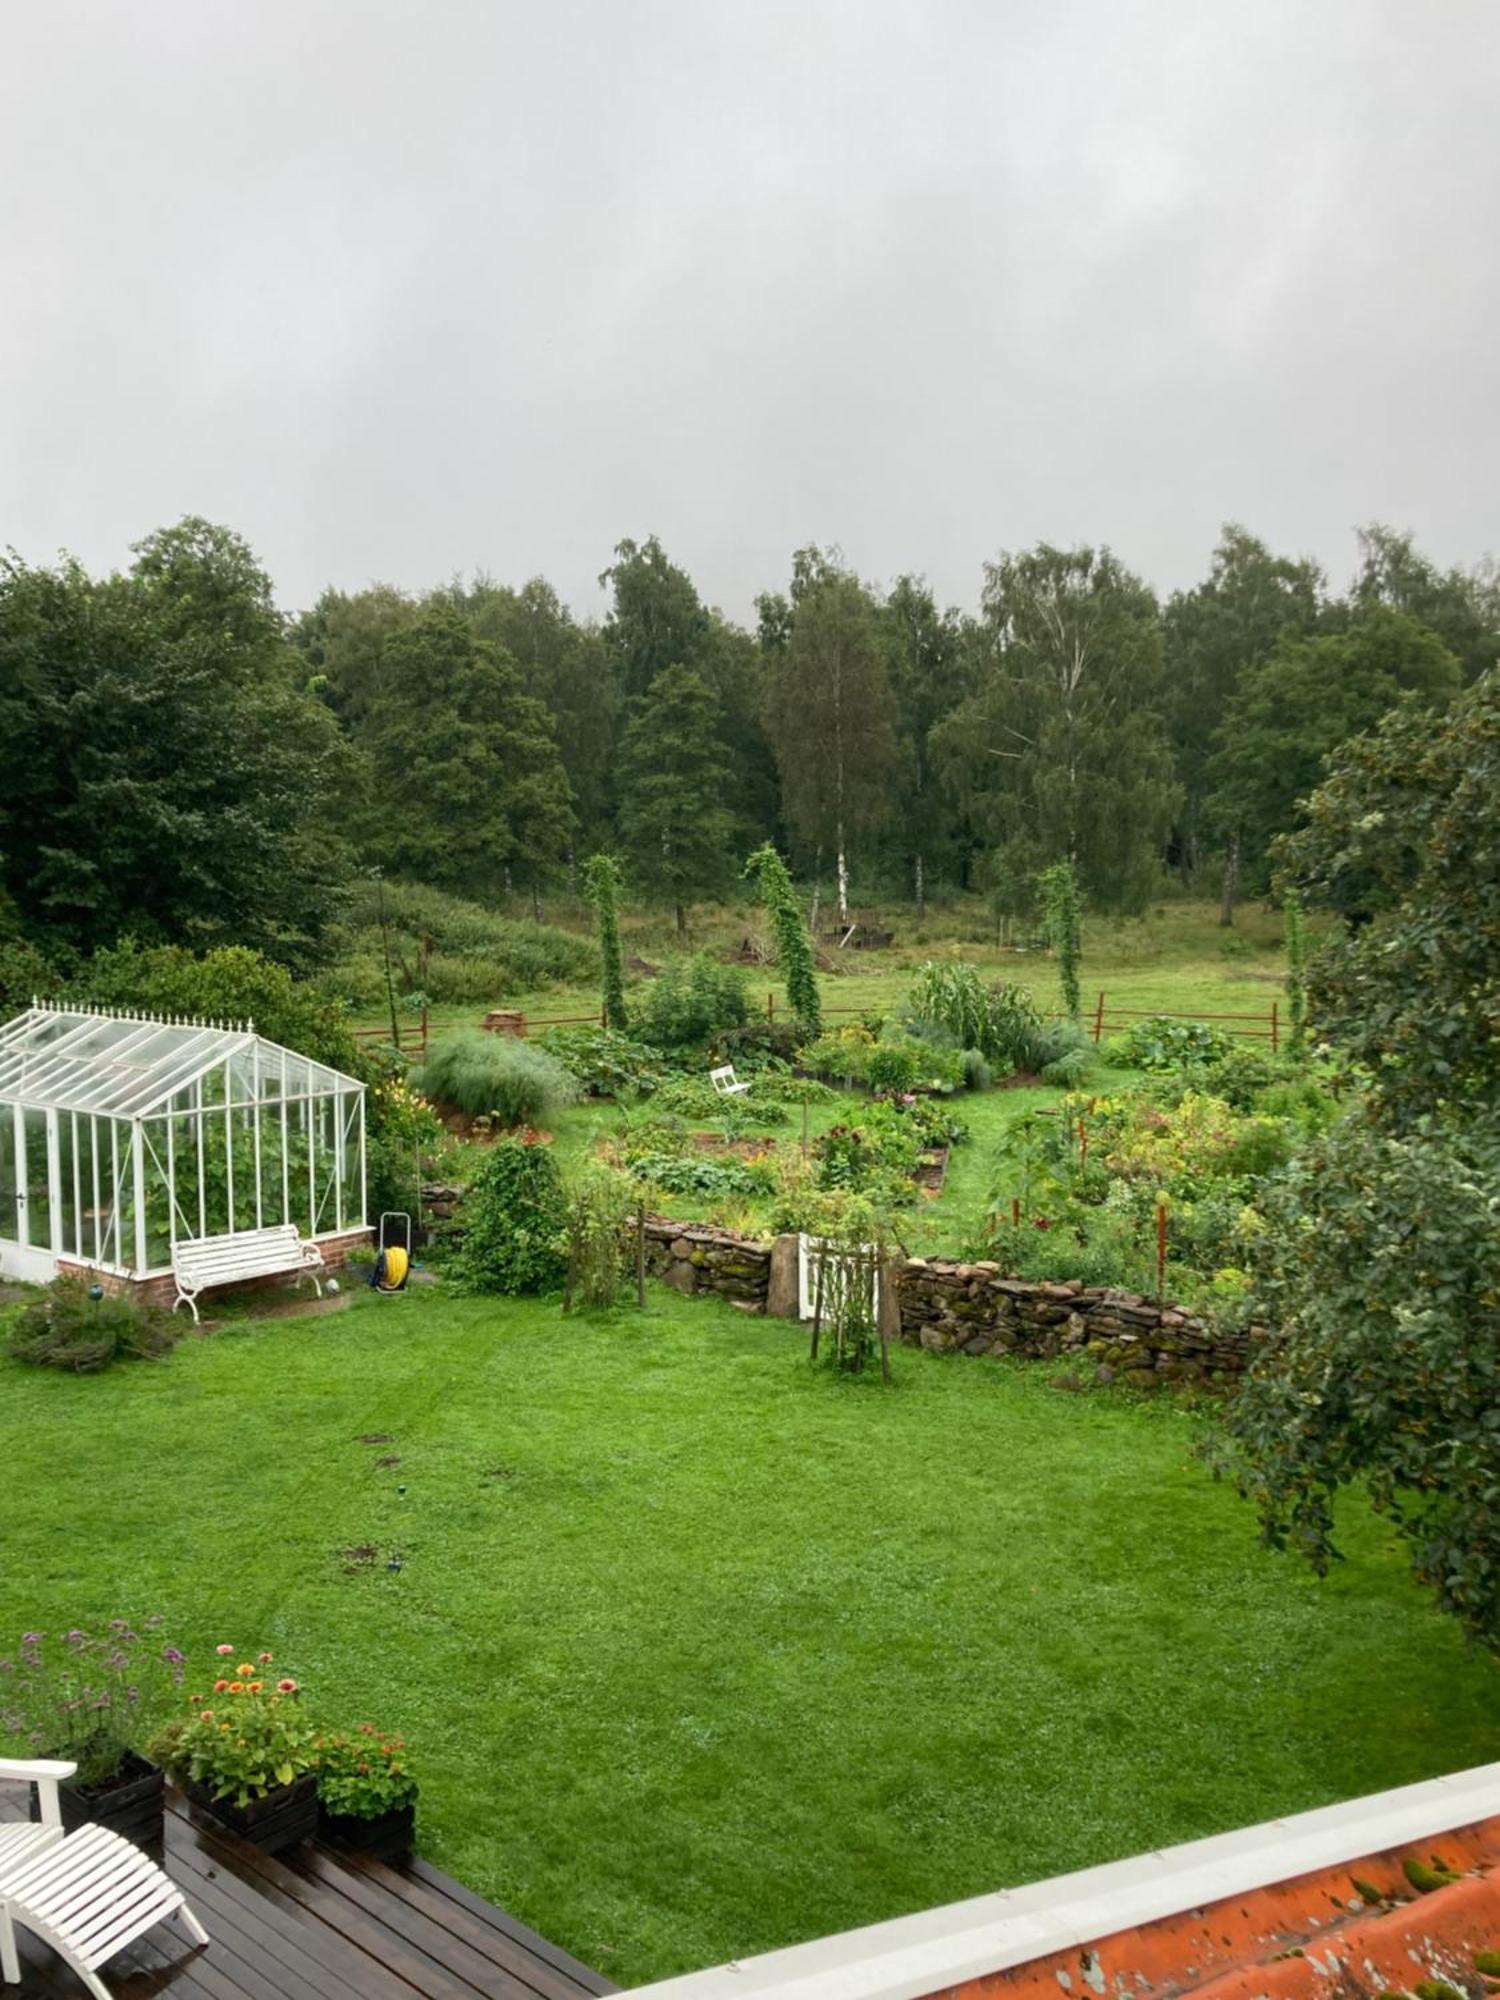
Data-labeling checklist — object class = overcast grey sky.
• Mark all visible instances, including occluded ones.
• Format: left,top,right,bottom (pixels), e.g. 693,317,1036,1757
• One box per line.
1,1,1496,623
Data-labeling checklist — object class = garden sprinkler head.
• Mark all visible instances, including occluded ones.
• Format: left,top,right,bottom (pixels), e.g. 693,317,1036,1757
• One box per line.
386,1555,403,1573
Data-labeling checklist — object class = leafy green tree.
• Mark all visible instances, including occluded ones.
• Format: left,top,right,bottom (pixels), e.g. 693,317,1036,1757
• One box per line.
360,607,574,907
1226,671,1500,1646
598,535,710,702
582,853,628,1030
293,583,416,733
1224,1113,1500,1649
761,552,897,925
1162,526,1323,891
934,544,1177,913
1206,607,1461,903
1281,672,1500,1125
1352,523,1500,684
0,518,350,966
878,576,971,915
616,666,736,933
456,576,620,854
744,844,820,1032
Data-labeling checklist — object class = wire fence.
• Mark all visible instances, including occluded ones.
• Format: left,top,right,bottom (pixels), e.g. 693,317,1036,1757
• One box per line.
474,991,1281,1048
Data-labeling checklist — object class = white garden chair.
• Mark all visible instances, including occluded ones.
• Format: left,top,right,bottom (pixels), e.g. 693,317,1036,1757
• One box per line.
709,1064,750,1099
0,1758,208,1999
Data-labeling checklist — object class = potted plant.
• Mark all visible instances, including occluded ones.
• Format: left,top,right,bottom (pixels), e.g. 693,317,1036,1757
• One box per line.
0,1619,185,1855
314,1724,418,1862
154,1645,318,1855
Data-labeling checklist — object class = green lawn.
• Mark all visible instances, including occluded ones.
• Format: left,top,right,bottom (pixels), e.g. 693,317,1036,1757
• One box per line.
376,896,1293,1043
4,1286,1498,1987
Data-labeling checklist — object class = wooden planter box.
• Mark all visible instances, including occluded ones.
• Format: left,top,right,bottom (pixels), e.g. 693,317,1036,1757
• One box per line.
184,1770,318,1855
31,1752,165,1856
317,1800,416,1864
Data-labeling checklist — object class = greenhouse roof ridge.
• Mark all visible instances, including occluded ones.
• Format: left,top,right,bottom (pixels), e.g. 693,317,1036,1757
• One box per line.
30,995,257,1034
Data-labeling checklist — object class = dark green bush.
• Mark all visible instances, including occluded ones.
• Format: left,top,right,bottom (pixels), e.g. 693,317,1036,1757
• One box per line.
452,1141,567,1294
74,942,361,1075
959,1049,992,1091
534,1026,664,1098
637,954,749,1050
1111,1016,1235,1072
417,1033,579,1125
8,1279,179,1372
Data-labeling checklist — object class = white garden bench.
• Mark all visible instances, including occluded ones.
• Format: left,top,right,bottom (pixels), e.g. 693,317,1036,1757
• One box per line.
0,1757,208,1998
172,1222,325,1323
709,1064,751,1099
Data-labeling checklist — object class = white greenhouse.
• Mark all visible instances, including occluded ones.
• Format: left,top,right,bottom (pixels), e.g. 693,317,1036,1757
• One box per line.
0,1002,366,1288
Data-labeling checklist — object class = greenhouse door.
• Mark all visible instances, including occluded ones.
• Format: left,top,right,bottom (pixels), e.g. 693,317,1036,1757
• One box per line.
0,1104,57,1283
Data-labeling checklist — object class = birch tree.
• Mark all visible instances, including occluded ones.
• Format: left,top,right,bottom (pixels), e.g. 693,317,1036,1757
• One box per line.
761,550,896,927
933,543,1176,913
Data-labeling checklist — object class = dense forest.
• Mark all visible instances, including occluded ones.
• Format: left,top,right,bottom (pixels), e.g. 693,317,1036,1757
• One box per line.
1,514,1495,982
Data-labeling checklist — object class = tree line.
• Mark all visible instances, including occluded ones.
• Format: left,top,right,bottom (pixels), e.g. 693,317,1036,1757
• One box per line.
1,514,1495,970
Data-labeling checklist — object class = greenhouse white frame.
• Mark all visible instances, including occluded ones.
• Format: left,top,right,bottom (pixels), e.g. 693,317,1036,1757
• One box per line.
0,1002,366,1286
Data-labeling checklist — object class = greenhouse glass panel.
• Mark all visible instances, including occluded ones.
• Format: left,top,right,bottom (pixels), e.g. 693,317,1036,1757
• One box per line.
0,1003,367,1284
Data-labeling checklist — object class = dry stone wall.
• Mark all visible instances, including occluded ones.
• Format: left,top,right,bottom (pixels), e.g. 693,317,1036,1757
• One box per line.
422,1187,1248,1386
896,1258,1248,1386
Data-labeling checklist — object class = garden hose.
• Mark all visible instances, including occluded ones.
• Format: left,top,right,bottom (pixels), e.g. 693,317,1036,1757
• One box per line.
377,1245,409,1292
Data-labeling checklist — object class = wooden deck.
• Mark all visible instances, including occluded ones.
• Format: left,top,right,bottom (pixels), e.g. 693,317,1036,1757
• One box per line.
2,1786,617,2000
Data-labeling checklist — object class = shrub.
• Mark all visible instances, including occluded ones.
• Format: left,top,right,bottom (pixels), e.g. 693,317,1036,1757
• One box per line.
417,1033,580,1125
1040,1046,1093,1089
315,1725,418,1819
74,941,361,1076
867,1043,918,1095
364,1057,447,1219
959,1048,992,1091
650,1073,791,1125
713,1021,805,1068
340,878,597,987
637,954,750,1050
8,1280,178,1372
534,1026,664,1098
626,1152,764,1199
1112,1016,1236,1072
452,1141,567,1294
563,1163,635,1309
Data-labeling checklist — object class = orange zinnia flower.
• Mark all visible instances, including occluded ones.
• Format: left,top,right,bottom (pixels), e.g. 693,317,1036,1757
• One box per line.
199,1710,214,1721
276,1677,298,1694
213,1678,229,1693
258,1651,273,1663
228,1681,244,1694
237,1663,254,1677
248,1681,263,1694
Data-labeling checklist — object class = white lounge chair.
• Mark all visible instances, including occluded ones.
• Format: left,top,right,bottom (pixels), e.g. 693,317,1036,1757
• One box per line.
709,1064,750,1099
0,1758,208,1999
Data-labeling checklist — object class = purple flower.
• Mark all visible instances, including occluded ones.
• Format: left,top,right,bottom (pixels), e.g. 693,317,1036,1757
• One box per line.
64,1630,88,1648
20,1633,42,1646
161,1647,185,1665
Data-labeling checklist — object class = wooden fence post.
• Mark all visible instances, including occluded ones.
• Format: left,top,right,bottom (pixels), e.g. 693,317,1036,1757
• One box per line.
1092,990,1106,1044
1156,1200,1168,1302
767,991,775,1025
1270,1000,1279,1053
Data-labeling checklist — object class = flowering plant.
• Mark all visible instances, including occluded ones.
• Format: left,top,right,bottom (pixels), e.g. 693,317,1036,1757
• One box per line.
157,1645,315,1806
0,1619,186,1788
314,1725,418,1819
